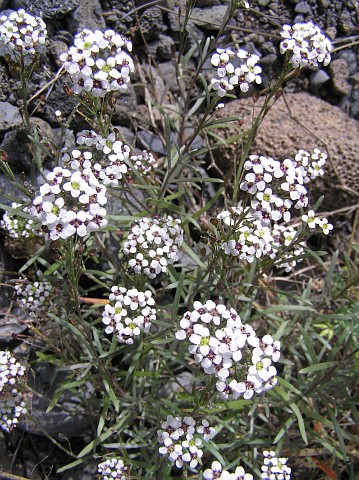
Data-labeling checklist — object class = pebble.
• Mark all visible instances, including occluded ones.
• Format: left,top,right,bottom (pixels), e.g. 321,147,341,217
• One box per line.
295,1,311,13
309,69,330,95
328,58,351,96
0,102,22,132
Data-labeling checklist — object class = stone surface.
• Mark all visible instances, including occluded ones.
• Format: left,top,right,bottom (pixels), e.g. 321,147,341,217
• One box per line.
338,9,356,35
212,92,359,204
22,0,79,17
19,362,92,438
0,101,22,132
49,40,69,68
328,58,351,96
67,0,106,32
295,1,311,14
137,7,164,42
190,5,231,29
0,117,57,172
309,69,330,95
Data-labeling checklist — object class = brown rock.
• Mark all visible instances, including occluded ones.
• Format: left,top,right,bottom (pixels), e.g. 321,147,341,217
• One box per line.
212,92,359,204
328,59,350,96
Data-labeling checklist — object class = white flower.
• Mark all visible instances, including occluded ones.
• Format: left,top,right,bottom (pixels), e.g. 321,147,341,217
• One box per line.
318,217,333,235
301,209,318,228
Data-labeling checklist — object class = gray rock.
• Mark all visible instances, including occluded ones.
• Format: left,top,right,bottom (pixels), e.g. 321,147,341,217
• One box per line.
112,84,138,126
21,0,79,18
295,1,311,13
338,50,357,76
0,128,33,171
19,363,92,438
155,34,176,61
0,102,22,133
49,40,68,69
0,117,56,172
137,130,167,155
349,90,359,120
0,173,27,207
328,58,350,96
190,5,231,29
168,10,205,55
41,76,79,126
67,0,106,33
138,7,164,42
318,0,330,9
259,53,277,65
257,0,271,6
309,69,330,94
112,126,135,146
339,9,356,35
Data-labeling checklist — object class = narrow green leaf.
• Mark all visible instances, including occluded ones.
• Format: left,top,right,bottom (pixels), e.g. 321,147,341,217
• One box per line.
299,361,337,374
290,402,308,444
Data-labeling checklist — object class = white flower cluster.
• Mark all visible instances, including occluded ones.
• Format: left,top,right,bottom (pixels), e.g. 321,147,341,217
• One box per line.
0,350,27,432
73,129,131,186
0,203,41,239
31,129,158,240
129,150,157,176
301,210,333,235
280,21,332,68
123,216,183,279
14,276,52,317
176,301,280,400
102,286,156,344
0,9,47,59
60,28,134,97
32,164,108,240
98,457,130,480
261,450,291,480
216,148,331,271
204,460,253,480
218,207,304,272
211,48,262,97
158,415,215,469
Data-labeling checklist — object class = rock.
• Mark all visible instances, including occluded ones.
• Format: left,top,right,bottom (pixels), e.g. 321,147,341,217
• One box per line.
338,50,357,76
41,76,79,126
49,40,68,69
295,1,311,13
67,0,106,32
0,173,28,206
190,5,231,30
212,92,359,204
328,59,350,96
257,0,271,6
22,0,79,18
149,34,176,61
137,7,164,42
338,9,356,35
168,9,205,55
309,69,330,95
112,84,138,126
0,117,57,172
195,0,221,5
318,0,330,9
19,362,92,438
137,129,167,155
0,102,22,132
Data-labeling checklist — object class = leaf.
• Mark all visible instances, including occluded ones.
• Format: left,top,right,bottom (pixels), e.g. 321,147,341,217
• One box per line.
290,402,308,444
310,457,337,479
299,362,337,374
181,241,206,268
